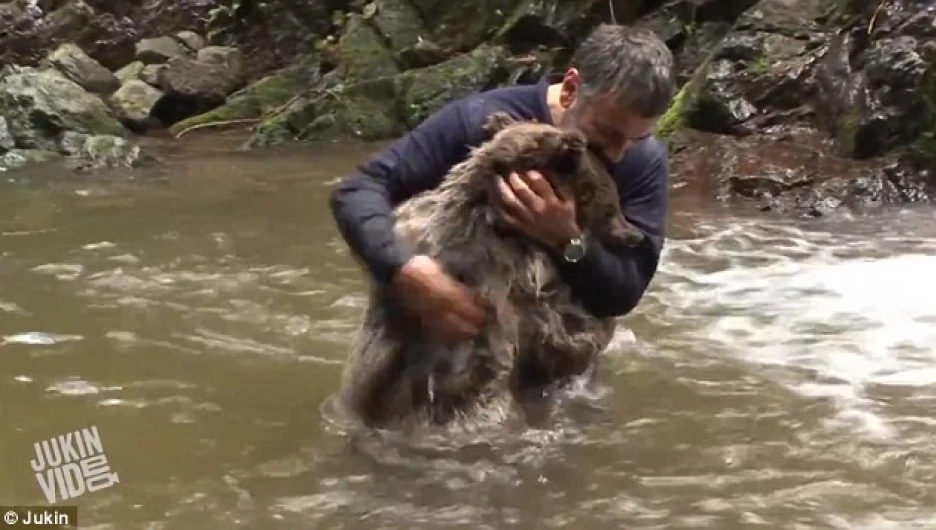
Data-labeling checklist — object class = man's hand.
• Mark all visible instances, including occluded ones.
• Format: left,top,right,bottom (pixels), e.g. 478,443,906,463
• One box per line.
493,170,582,251
391,255,489,345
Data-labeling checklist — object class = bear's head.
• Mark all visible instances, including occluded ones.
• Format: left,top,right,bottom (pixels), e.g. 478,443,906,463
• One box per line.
479,112,645,251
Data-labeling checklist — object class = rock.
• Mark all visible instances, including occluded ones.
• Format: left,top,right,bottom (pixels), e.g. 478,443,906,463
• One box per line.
195,46,246,84
109,80,165,131
150,55,247,126
0,66,126,152
669,124,936,217
0,0,47,67
203,0,331,80
672,0,830,136
0,149,63,173
58,131,149,172
337,14,400,82
175,30,206,51
397,44,507,128
168,71,305,136
1,0,216,70
135,36,190,65
299,77,405,142
817,32,932,160
408,0,516,52
370,0,427,51
396,39,450,70
0,118,15,154
115,61,145,84
46,43,120,96
140,64,167,87
41,0,139,71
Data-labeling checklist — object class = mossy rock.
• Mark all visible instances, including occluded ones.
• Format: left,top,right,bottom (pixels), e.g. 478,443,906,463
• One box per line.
397,44,506,128
338,13,400,82
657,51,715,144
411,0,520,51
370,0,426,51
300,77,405,141
115,61,146,84
168,71,305,136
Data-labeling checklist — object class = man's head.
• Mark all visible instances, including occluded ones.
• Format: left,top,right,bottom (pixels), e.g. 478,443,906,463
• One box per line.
556,24,676,164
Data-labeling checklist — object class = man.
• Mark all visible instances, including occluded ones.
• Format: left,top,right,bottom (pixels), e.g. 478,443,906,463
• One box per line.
329,24,676,347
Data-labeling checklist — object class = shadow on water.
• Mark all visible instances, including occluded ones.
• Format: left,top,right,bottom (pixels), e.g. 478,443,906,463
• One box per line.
1,131,936,529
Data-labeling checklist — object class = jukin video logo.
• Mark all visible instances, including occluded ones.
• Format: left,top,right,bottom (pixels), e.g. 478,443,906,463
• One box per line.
30,425,120,503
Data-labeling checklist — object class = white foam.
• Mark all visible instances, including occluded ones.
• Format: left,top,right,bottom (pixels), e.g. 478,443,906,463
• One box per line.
645,215,936,440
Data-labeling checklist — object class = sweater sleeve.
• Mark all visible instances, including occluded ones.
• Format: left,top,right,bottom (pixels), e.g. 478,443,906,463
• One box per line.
328,101,475,285
553,138,671,318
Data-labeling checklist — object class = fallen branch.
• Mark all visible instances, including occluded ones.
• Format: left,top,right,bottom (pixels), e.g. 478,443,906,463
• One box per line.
173,118,262,139
867,0,887,34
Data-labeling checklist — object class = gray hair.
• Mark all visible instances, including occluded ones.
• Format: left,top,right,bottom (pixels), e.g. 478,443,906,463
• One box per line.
570,24,677,118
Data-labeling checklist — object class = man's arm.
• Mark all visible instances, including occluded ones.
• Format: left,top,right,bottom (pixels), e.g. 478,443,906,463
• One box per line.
328,101,474,285
554,140,670,318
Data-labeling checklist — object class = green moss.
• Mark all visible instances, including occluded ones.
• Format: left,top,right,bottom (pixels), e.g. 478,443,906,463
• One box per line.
370,0,426,50
301,91,403,141
168,72,304,136
115,61,145,84
657,52,714,144
432,0,519,51
337,13,399,81
835,108,863,157
396,44,503,128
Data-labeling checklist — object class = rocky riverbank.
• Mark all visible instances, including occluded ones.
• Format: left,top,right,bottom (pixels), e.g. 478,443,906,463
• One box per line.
0,0,933,216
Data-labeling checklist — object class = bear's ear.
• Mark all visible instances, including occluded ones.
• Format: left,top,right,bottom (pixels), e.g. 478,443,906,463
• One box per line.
482,112,517,137
553,130,586,174
561,129,587,153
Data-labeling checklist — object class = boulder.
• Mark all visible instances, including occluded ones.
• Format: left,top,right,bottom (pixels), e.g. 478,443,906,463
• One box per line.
46,43,121,96
195,46,246,83
150,53,247,126
175,30,206,51
0,66,127,152
115,61,145,84
135,36,190,65
109,80,165,131
140,64,167,87
337,14,400,82
58,131,148,172
0,118,15,154
396,44,507,128
168,71,305,136
369,0,426,51
815,24,934,160
1,149,63,173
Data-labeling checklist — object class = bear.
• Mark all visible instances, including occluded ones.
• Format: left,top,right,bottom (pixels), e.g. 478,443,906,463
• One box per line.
336,112,645,432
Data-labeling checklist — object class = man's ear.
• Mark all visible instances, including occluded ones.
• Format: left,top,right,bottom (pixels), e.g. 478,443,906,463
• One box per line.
482,112,518,137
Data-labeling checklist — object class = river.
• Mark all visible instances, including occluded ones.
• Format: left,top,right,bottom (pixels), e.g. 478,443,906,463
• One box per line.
1,132,935,529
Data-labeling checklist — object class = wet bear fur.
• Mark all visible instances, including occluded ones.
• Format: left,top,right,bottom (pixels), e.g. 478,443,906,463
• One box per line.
337,111,646,431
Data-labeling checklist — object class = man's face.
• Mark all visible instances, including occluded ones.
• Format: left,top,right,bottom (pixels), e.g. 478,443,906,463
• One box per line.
558,70,659,164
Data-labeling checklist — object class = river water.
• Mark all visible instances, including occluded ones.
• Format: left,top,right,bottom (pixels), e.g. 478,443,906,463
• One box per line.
1,133,935,529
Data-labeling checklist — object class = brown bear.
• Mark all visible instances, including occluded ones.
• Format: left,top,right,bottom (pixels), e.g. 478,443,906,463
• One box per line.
336,112,644,432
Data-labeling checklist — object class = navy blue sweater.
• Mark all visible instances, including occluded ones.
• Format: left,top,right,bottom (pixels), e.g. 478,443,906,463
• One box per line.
329,73,670,318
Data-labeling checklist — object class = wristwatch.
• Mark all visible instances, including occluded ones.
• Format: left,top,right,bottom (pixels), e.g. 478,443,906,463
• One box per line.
561,234,588,263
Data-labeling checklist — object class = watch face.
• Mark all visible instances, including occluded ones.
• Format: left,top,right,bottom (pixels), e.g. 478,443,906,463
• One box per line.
563,239,586,262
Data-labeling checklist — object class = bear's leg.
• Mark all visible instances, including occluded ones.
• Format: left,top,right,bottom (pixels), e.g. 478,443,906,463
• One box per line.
515,297,617,390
